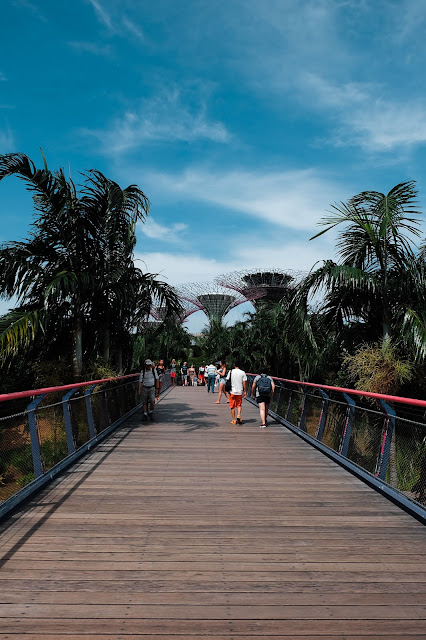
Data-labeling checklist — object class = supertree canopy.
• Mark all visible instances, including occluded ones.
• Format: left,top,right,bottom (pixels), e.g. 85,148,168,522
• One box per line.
176,282,258,324
215,268,305,306
150,298,198,324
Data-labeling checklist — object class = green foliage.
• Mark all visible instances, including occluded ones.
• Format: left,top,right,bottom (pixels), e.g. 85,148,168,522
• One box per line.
40,437,68,468
343,338,413,395
132,320,191,368
0,151,183,379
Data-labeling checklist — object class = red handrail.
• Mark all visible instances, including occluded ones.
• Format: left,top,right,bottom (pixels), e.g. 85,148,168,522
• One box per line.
247,373,426,409
0,373,139,403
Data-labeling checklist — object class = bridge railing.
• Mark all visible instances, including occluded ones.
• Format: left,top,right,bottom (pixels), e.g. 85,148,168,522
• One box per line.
0,371,171,518
246,375,426,515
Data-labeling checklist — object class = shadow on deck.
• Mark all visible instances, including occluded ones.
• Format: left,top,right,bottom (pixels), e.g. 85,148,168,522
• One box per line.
0,385,425,638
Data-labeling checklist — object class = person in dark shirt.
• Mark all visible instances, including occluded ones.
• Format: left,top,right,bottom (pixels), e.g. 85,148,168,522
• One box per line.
156,359,166,400
181,361,188,386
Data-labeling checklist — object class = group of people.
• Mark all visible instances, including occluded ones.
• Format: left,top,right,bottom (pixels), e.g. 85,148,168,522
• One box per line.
204,360,275,428
138,357,276,429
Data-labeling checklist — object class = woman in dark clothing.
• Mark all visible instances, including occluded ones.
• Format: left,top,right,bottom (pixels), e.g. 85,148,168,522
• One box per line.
156,359,166,400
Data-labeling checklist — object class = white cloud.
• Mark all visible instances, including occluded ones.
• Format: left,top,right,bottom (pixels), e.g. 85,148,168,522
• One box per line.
138,217,187,243
135,251,235,285
68,41,112,56
0,72,6,82
135,236,331,287
87,0,112,29
83,89,231,153
13,0,47,22
121,16,144,40
147,166,347,231
349,101,426,151
301,73,426,152
0,127,15,152
134,234,333,332
87,1,146,40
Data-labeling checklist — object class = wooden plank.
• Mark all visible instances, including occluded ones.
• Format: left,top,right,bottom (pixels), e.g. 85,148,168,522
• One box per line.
0,386,425,638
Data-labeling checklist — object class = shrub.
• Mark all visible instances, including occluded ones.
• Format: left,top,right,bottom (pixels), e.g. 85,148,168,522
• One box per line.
343,337,413,395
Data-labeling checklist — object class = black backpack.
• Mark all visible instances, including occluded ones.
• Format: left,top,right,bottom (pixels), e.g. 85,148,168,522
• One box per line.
257,374,272,396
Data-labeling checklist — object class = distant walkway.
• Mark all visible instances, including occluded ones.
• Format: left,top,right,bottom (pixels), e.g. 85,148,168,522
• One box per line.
0,386,425,638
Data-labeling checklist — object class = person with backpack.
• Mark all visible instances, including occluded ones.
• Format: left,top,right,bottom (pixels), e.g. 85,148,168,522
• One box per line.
252,370,275,428
139,359,159,421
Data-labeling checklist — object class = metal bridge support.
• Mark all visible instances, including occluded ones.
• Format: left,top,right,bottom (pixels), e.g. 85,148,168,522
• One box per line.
340,393,356,458
84,385,97,439
316,389,329,442
298,389,309,432
62,388,78,454
376,399,396,481
27,394,47,479
285,389,294,423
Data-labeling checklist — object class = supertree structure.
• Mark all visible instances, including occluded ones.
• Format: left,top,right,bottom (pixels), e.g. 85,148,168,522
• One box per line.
150,299,198,324
215,268,305,306
176,282,260,324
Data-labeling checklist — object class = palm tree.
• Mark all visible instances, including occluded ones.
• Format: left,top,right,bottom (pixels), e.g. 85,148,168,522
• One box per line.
0,152,182,378
293,181,420,352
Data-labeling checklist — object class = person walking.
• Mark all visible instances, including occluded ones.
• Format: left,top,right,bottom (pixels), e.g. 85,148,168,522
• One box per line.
188,363,196,386
206,361,217,393
181,361,188,386
139,359,159,421
155,359,166,400
252,370,275,428
226,361,247,424
198,364,205,385
170,359,177,386
215,360,229,404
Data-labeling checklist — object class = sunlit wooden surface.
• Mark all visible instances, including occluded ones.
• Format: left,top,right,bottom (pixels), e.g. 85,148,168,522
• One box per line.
0,385,425,639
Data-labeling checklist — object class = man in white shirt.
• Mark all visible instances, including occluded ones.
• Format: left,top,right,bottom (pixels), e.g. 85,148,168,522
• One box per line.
206,361,218,393
226,361,247,425
138,359,159,421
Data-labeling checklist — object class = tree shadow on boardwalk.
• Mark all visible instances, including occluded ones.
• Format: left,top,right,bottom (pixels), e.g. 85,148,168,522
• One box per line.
153,399,262,431
154,401,220,432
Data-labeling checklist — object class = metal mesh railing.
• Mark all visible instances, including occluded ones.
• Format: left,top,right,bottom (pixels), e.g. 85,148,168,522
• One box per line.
0,374,152,507
247,375,426,510
0,411,34,501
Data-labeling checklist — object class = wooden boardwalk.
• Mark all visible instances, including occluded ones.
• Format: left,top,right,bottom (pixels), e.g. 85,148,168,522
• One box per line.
0,385,425,639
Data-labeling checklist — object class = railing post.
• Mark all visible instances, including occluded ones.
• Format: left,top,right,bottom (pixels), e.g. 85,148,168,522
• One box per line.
84,385,97,439
27,394,47,479
340,393,356,457
316,389,329,442
103,389,111,426
62,388,78,454
376,399,396,481
275,383,284,415
298,389,309,431
286,389,294,422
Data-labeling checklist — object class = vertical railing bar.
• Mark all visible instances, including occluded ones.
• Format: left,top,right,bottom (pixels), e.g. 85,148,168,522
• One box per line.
340,393,356,457
376,399,396,481
286,389,294,422
298,389,309,432
84,385,97,440
103,388,111,427
62,388,78,455
27,393,47,479
316,389,329,442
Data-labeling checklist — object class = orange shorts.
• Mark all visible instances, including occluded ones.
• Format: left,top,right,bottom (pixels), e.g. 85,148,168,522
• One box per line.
229,394,242,409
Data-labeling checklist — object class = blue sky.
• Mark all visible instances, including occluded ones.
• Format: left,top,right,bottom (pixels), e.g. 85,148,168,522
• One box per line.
1,0,426,331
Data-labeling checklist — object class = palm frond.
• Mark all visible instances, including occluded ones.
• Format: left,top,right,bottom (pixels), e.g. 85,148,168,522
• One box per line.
402,309,426,363
0,307,43,357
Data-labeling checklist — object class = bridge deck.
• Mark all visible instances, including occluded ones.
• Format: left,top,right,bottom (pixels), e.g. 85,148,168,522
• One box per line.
0,386,425,639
